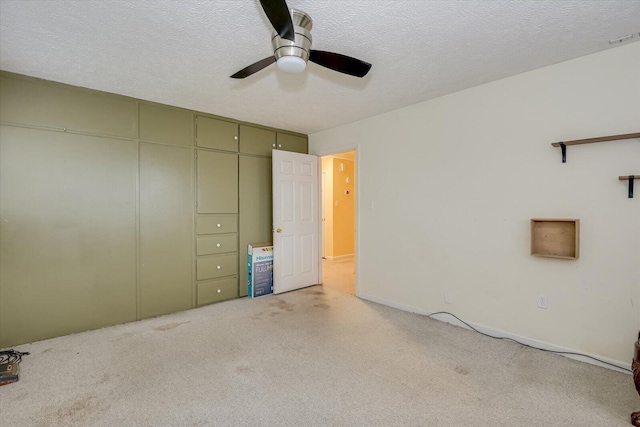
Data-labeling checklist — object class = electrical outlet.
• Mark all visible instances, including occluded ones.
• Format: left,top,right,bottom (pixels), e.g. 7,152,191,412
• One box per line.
444,292,453,304
537,294,548,309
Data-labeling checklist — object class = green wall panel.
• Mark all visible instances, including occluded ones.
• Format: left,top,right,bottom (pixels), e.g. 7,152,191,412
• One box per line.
0,74,137,138
139,143,194,318
0,126,137,347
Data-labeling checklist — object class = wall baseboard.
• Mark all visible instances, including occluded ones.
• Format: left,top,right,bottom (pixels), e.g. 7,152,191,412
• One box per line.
357,293,631,374
324,254,354,261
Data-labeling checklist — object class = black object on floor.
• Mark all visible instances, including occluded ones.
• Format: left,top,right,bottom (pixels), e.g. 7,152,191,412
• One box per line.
0,349,30,386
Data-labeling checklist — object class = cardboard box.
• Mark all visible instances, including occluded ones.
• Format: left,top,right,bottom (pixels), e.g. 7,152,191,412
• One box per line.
248,243,273,298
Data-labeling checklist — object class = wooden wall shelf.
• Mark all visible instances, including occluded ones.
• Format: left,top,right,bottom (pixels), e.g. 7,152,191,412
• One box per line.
551,132,640,163
550,132,638,198
551,132,640,147
531,219,580,260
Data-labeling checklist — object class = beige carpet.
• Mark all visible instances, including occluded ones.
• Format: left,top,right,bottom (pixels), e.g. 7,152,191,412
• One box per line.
322,256,355,295
1,285,637,426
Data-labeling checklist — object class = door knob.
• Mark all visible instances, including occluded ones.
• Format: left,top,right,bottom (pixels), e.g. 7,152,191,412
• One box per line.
276,228,282,233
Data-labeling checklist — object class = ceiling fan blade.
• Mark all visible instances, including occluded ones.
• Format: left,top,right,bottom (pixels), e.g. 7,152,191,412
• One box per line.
309,50,372,78
230,56,276,79
259,0,295,42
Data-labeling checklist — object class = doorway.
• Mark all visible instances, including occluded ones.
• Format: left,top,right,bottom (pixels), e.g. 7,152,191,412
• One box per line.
320,150,356,295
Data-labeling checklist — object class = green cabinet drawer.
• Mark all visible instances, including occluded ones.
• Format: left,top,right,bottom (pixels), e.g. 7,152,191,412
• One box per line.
276,133,307,153
196,253,238,280
196,214,238,235
196,150,238,213
139,103,193,147
196,116,238,152
197,234,238,256
239,125,276,157
197,276,238,306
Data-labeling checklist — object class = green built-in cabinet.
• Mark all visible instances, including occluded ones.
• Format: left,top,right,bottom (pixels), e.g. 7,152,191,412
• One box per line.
195,148,239,306
0,71,307,347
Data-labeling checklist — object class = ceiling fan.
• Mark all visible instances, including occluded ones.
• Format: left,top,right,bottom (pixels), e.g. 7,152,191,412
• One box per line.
230,0,372,79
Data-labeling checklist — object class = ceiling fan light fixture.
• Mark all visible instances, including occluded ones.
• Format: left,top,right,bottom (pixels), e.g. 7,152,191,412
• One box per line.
276,56,307,73
230,3,371,79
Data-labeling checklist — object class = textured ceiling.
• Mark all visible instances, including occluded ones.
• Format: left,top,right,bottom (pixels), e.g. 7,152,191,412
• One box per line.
1,0,639,135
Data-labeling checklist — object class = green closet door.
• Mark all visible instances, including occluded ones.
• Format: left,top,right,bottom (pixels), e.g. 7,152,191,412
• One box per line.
139,143,194,318
0,126,137,348
239,156,273,296
197,150,238,214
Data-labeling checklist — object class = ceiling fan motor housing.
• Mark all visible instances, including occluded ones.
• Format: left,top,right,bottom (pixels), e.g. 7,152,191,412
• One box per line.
271,9,313,62
230,4,370,79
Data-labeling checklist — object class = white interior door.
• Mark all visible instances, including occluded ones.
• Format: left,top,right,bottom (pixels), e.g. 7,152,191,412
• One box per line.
272,150,319,294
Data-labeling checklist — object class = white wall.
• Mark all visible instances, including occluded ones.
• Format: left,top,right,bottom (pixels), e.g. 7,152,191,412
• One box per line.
309,42,640,367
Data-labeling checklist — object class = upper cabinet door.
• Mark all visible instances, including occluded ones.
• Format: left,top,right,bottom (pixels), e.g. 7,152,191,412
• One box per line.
276,133,308,154
239,125,276,157
196,116,238,152
0,75,137,139
139,103,193,147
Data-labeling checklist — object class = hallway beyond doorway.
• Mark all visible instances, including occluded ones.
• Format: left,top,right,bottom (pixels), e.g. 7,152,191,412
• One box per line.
322,256,355,295
320,149,357,296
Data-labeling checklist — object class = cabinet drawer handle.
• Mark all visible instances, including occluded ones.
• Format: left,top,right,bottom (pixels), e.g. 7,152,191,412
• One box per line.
217,289,222,294
278,144,282,148
234,136,238,140
272,143,276,147
216,223,221,228
216,243,221,247
216,265,222,270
